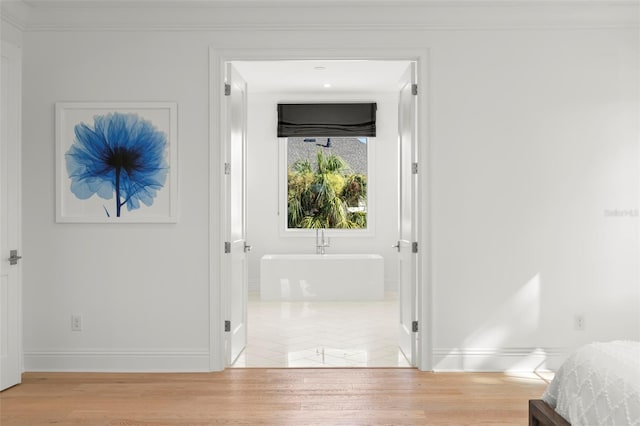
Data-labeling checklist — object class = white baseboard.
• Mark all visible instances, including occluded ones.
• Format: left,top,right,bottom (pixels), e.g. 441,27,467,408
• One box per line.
432,347,570,372
250,280,398,294
23,349,210,372
24,347,568,373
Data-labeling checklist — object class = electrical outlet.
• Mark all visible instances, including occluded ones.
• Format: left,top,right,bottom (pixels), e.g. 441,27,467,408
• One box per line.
574,315,585,331
71,314,82,332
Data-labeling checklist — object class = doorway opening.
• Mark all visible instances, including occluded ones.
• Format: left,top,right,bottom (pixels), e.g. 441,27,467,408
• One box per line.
212,51,428,371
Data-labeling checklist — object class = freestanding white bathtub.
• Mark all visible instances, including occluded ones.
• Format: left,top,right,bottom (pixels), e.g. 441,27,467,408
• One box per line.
260,254,384,301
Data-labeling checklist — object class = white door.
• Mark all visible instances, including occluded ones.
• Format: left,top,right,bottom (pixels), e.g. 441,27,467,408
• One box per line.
1,42,22,391
397,63,418,366
224,63,249,366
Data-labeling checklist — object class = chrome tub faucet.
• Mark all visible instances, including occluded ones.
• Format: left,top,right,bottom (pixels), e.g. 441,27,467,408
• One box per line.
316,228,330,255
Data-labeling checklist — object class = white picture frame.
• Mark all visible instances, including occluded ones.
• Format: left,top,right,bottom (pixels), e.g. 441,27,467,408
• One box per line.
56,102,178,223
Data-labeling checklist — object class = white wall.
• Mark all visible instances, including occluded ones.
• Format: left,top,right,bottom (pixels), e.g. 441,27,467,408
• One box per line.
21,31,213,371
429,28,639,370
246,91,399,290
3,1,638,371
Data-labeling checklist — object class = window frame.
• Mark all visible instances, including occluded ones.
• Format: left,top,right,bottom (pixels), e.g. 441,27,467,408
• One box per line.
278,137,376,238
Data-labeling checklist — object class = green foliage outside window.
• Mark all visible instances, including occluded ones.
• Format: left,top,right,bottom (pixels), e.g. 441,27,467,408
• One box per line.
288,150,367,229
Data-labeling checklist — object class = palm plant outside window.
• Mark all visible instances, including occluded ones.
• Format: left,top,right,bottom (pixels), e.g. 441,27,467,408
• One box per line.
287,137,368,229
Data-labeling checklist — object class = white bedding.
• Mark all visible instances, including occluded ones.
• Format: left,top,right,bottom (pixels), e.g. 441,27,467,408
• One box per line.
542,341,640,426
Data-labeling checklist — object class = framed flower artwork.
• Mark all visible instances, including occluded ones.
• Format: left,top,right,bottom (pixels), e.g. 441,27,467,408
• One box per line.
56,102,178,223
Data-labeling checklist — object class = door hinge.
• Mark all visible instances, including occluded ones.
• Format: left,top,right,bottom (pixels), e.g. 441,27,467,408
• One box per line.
411,84,418,96
412,162,418,174
224,83,231,96
412,241,418,253
412,320,419,332
224,241,231,253
224,320,231,332
224,162,230,175
8,250,22,266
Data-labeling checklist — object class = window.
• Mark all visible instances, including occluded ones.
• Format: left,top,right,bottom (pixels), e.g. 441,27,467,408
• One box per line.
281,136,373,234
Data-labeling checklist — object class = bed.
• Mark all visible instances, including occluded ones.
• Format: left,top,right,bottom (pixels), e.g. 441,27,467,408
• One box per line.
529,340,640,426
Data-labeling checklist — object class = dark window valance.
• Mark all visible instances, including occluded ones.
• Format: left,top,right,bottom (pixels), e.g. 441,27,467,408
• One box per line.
277,103,377,137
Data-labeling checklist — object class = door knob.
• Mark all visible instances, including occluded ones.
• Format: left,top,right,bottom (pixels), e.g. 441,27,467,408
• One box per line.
392,242,400,252
8,250,22,265
244,243,252,253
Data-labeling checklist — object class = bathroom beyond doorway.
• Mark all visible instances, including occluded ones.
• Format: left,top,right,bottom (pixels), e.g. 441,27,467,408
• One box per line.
215,53,425,370
232,291,410,367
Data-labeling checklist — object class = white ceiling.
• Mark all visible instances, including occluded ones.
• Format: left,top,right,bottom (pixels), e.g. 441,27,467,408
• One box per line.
231,60,412,94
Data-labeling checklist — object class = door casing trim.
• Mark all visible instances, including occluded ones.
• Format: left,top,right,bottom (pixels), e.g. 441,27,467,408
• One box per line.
208,46,432,371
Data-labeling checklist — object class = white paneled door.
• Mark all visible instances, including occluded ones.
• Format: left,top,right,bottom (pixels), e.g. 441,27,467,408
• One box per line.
224,63,249,366
1,42,22,391
397,63,418,367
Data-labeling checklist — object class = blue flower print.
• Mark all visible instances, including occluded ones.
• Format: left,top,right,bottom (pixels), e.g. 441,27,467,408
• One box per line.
66,112,169,218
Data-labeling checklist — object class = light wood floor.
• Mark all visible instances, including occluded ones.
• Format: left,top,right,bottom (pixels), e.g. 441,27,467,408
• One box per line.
1,369,548,425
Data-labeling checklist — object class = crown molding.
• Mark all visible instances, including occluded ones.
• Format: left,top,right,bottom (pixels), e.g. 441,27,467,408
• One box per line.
0,13,26,33
9,0,640,32
0,1,29,31
21,22,640,33
19,0,640,7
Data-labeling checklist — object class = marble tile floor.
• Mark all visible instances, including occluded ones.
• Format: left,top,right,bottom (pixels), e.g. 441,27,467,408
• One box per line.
231,291,412,368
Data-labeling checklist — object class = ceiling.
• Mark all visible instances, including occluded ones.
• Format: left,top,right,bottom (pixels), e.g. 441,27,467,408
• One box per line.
231,60,412,94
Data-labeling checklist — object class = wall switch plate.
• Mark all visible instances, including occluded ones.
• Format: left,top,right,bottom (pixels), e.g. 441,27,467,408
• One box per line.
71,314,83,332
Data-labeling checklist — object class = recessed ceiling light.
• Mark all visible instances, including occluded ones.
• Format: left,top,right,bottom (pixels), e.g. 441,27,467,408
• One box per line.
323,83,332,88
315,66,326,71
